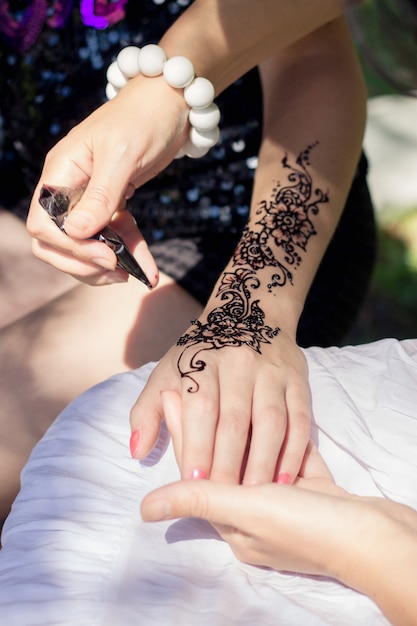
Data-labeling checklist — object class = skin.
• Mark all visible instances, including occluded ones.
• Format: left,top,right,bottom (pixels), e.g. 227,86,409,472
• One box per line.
129,19,366,484
0,209,78,328
0,215,201,521
0,1,366,516
141,446,417,626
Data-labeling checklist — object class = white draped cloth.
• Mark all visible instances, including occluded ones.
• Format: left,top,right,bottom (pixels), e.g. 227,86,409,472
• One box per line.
1,338,417,625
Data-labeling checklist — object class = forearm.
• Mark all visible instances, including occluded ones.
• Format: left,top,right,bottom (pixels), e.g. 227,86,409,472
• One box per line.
201,18,367,336
333,515,417,626
369,534,417,626
158,0,345,93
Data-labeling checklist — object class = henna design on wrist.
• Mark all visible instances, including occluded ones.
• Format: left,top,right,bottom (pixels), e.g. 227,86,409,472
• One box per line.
177,268,279,392
235,142,329,287
177,144,327,391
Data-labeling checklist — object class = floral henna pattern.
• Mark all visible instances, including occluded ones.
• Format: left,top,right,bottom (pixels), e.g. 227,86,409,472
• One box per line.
177,268,279,392
177,144,327,390
257,143,329,269
234,227,294,291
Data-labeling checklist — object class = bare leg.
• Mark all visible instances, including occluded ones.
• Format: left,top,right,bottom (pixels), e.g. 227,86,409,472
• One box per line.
0,273,202,518
0,209,78,328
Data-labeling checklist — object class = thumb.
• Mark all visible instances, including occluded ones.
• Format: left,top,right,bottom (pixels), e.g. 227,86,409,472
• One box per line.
141,480,247,525
64,179,131,239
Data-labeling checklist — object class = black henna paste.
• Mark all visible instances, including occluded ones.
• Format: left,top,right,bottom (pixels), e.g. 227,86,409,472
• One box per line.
177,144,328,390
177,268,279,392
256,142,328,272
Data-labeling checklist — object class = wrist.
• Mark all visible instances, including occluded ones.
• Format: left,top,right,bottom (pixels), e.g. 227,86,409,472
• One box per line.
105,45,221,159
327,503,408,599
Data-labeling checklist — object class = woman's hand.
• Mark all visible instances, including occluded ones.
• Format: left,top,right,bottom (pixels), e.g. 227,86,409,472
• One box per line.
140,441,349,576
130,323,313,485
141,442,417,626
141,443,417,580
26,75,189,285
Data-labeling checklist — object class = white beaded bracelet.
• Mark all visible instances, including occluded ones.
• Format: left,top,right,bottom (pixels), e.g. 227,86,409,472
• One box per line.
105,44,221,159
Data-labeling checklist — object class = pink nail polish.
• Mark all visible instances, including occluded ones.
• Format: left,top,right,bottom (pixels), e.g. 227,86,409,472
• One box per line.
190,468,208,480
130,429,140,458
276,472,291,485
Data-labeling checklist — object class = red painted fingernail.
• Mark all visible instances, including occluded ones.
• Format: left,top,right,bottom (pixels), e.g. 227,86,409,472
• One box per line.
190,468,208,480
130,429,140,458
276,472,291,485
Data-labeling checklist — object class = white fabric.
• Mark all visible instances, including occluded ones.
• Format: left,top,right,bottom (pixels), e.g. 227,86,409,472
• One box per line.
1,338,417,625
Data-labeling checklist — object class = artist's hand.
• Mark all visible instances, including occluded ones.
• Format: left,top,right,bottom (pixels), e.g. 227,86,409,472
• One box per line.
26,76,189,285
130,324,313,485
142,446,417,626
141,441,349,576
141,444,417,579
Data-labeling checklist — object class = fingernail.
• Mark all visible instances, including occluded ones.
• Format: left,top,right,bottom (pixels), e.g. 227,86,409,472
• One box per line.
130,429,141,458
276,472,291,485
92,257,117,272
190,468,208,480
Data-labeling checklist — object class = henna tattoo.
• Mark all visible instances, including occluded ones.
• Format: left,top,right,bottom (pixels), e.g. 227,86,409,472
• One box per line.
177,144,327,391
234,227,294,292
256,142,329,270
177,269,279,392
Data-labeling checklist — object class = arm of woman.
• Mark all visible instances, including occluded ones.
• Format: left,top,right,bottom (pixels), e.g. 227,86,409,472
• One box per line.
129,16,367,484
141,456,417,626
26,0,346,283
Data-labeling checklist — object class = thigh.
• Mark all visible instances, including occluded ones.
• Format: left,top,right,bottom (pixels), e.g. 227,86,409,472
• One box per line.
0,208,78,328
0,271,202,518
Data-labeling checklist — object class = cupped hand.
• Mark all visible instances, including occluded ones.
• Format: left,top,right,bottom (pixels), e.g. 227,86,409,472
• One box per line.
130,324,313,485
26,75,190,284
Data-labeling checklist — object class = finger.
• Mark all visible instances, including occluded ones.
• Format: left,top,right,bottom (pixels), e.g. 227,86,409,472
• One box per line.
273,378,312,484
179,353,219,480
30,202,157,286
130,373,167,460
141,480,250,525
63,127,138,238
161,390,183,468
32,236,119,276
242,377,287,485
299,440,334,482
105,208,159,287
209,366,253,484
28,188,119,271
293,441,349,496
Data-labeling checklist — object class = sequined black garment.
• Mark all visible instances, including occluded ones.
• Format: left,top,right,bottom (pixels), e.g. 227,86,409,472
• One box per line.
0,0,376,346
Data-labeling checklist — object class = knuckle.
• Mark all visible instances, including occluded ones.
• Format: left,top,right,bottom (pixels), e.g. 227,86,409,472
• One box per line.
185,484,211,519
252,403,286,429
289,412,311,440
26,213,43,238
85,186,114,215
220,407,249,436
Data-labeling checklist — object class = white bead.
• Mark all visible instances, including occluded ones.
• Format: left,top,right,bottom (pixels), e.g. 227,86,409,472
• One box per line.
163,56,195,88
184,77,215,109
138,44,167,76
105,82,119,100
190,126,220,149
189,103,220,131
174,147,186,159
106,61,128,90
182,138,209,159
116,46,141,78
